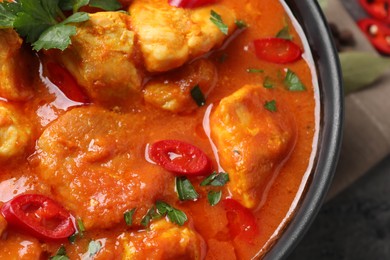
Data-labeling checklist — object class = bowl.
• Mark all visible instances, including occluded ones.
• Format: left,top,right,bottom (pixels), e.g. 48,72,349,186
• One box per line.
264,1,343,259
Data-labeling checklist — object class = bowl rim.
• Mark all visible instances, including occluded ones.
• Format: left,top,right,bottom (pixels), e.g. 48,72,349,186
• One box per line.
264,1,344,259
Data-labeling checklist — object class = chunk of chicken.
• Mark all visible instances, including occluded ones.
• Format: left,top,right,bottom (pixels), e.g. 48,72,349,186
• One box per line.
130,0,236,72
51,12,143,105
121,219,205,259
0,29,34,101
0,103,32,162
36,106,170,229
144,59,217,113
210,85,296,208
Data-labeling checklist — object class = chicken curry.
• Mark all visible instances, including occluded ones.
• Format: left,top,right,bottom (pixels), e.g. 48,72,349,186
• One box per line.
0,0,318,259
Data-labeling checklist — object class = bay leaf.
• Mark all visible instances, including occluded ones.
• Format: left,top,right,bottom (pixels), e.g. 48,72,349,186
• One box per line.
339,52,390,94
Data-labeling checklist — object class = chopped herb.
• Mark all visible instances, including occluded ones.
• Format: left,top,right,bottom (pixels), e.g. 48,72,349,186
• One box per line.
86,240,102,258
263,76,274,89
156,201,188,226
176,177,199,201
276,25,293,40
124,208,136,226
141,206,162,227
190,85,206,107
235,19,247,29
264,100,277,112
246,68,264,73
284,69,306,91
200,172,230,187
208,190,222,206
77,218,86,237
68,233,77,244
50,245,69,260
210,10,228,35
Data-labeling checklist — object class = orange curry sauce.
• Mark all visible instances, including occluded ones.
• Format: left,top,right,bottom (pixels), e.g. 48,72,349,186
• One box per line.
0,0,318,259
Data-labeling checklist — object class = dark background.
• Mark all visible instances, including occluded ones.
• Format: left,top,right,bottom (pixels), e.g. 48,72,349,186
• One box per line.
289,154,390,259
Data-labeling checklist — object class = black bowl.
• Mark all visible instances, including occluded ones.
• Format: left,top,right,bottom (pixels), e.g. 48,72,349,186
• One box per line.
264,1,343,259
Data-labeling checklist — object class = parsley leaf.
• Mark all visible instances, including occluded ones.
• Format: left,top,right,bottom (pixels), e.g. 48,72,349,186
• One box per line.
190,85,206,107
156,201,188,226
89,0,122,11
86,240,101,258
210,10,228,35
284,69,306,91
176,177,199,201
276,25,293,40
264,100,277,112
0,0,91,51
141,206,162,227
0,1,20,28
207,190,222,206
200,172,229,187
50,245,69,260
124,208,136,226
76,218,85,237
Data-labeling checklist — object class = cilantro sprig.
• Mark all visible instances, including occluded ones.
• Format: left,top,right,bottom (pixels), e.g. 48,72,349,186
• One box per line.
0,0,121,51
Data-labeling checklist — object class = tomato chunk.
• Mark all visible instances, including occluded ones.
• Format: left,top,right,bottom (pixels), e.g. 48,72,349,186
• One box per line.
46,62,90,103
253,37,302,64
168,0,217,8
149,140,211,176
358,18,390,55
223,199,258,243
1,194,76,241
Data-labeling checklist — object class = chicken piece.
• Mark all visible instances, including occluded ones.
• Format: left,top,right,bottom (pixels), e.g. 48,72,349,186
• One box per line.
0,103,32,162
36,106,170,229
210,85,296,208
130,0,236,72
51,12,143,105
0,29,34,101
121,219,205,259
143,59,217,113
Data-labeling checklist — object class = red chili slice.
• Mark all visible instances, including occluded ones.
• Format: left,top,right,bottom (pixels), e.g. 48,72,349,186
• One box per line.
223,199,259,243
1,194,76,241
359,0,390,23
168,0,217,8
253,37,303,64
358,18,390,54
149,140,211,175
46,62,90,103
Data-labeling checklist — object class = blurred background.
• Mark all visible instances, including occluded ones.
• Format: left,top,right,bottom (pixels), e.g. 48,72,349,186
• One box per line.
289,0,390,259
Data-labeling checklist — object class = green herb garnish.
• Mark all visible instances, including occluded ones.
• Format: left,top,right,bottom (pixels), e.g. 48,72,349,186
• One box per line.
0,0,121,51
263,76,274,89
235,19,247,29
176,177,199,201
77,218,85,237
200,172,229,187
246,68,264,73
276,25,293,40
264,100,277,112
210,10,228,35
207,190,222,206
141,206,162,227
284,69,306,91
50,245,69,260
156,201,188,226
124,208,136,226
190,85,206,107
